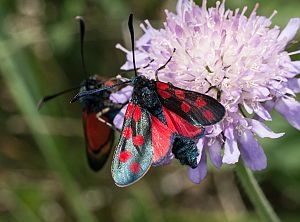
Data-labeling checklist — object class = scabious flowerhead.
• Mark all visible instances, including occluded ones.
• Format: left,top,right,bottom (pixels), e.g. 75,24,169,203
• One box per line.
114,0,300,183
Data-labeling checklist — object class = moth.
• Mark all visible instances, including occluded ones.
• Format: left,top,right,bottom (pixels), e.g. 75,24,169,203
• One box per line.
78,76,127,171
72,14,225,186
38,17,128,171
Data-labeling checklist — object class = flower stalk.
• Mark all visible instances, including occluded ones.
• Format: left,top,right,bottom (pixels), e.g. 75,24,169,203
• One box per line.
236,163,281,222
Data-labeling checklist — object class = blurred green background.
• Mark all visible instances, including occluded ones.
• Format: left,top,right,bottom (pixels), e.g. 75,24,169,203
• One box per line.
0,0,299,221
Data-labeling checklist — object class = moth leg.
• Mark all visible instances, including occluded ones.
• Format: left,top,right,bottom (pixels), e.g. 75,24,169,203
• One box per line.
96,110,119,132
155,48,176,81
142,59,154,69
99,107,110,115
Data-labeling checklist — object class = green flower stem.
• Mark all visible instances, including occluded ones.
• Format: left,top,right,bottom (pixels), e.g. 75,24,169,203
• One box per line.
0,39,97,222
235,164,281,222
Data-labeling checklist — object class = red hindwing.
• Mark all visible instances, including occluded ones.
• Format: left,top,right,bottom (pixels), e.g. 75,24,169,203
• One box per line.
83,111,114,171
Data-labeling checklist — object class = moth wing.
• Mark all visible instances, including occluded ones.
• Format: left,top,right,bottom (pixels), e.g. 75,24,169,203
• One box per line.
83,112,114,171
162,106,205,139
151,115,175,165
111,103,153,187
156,81,225,127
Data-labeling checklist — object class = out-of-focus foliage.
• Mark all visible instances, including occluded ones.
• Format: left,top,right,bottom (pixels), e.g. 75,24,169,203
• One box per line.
0,0,299,221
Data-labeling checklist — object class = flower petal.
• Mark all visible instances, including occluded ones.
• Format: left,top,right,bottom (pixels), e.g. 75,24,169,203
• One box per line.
113,105,127,130
253,102,272,121
109,85,133,104
176,0,191,17
136,33,151,48
222,126,240,164
238,129,267,171
154,151,174,166
278,18,300,44
283,61,300,78
194,138,205,163
243,101,253,114
188,147,207,184
223,138,240,164
288,78,300,93
176,0,184,16
120,51,150,70
275,96,300,130
205,124,222,138
175,25,184,38
247,119,285,138
209,139,222,168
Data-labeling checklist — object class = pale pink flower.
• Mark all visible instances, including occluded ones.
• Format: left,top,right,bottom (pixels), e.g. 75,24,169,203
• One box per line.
115,0,300,183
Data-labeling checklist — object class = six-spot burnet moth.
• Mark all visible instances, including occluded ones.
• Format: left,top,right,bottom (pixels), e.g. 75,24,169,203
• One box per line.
71,14,226,187
38,16,129,171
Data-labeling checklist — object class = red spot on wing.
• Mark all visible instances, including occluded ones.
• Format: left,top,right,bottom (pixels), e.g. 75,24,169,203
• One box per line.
181,102,191,113
104,80,115,86
175,90,185,100
130,162,141,174
195,97,207,108
156,82,169,90
125,103,135,119
133,106,142,122
203,110,214,121
123,127,132,139
119,151,132,162
158,90,171,99
133,135,145,146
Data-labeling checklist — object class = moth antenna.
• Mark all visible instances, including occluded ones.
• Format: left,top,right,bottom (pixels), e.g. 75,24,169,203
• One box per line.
38,86,80,110
75,16,88,78
155,48,176,81
70,80,132,103
128,14,138,77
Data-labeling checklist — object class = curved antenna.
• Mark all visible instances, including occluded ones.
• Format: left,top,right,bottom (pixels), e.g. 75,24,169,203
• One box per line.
70,80,132,103
155,48,176,81
38,86,80,110
75,16,88,78
128,14,138,77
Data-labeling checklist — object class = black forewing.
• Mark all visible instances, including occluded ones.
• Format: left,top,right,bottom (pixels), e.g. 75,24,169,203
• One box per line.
156,81,225,127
